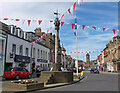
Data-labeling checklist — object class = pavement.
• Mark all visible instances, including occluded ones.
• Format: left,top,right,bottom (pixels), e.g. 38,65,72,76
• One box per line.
1,76,84,93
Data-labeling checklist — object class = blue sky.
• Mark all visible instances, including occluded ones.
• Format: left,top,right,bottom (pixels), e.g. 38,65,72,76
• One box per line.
0,1,119,61
60,2,118,61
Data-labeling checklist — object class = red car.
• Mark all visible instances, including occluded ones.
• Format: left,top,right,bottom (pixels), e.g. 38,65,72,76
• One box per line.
3,67,32,80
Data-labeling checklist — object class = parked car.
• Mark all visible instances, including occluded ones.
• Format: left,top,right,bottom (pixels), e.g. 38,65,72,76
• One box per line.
93,69,99,74
90,68,99,74
67,68,72,71
90,67,95,73
73,68,83,73
50,67,67,71
3,67,32,80
43,67,51,71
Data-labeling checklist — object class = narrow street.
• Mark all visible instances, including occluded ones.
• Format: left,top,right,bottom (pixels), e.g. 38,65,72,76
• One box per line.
32,72,119,91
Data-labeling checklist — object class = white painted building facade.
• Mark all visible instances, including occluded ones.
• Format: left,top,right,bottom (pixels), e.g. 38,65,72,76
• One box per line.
32,43,50,69
5,25,50,72
6,34,31,72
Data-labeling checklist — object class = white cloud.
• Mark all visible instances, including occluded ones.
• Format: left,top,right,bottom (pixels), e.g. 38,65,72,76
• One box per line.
0,2,73,32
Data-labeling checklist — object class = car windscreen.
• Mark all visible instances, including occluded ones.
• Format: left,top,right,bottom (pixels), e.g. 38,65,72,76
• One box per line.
5,68,14,71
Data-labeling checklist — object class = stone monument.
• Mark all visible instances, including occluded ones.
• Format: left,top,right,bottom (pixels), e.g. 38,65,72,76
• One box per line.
39,11,73,84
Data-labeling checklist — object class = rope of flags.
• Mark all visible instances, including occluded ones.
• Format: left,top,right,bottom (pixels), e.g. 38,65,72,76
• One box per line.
72,55,97,59
71,23,117,35
2,17,117,34
47,48,118,54
66,48,118,54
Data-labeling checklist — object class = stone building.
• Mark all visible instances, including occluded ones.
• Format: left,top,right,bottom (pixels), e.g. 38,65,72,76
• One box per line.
34,28,62,67
104,35,120,72
97,54,102,70
98,35,120,72
61,45,67,68
86,53,90,68
90,60,97,68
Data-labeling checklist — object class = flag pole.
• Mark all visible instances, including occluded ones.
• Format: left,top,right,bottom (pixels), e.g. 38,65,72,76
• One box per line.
75,14,78,76
76,30,78,76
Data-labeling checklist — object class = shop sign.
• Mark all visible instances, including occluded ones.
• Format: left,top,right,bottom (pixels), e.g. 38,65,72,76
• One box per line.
37,58,48,63
32,58,35,62
14,55,30,63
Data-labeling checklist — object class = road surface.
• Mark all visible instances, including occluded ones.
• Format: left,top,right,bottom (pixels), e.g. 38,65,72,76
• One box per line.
35,72,119,91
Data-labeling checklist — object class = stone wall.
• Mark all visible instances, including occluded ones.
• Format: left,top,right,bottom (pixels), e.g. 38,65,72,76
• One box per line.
41,71,73,83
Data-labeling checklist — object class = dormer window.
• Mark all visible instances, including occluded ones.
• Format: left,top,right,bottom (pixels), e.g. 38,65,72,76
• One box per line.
24,32,26,39
19,30,21,37
19,30,23,38
25,33,28,40
11,26,16,35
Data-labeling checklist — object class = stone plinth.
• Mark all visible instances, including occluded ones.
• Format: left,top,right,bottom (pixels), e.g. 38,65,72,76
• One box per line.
73,75,80,79
5,82,44,91
52,63,61,71
41,71,73,83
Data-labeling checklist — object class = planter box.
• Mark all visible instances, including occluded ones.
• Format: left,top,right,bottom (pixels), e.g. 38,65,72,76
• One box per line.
5,82,44,91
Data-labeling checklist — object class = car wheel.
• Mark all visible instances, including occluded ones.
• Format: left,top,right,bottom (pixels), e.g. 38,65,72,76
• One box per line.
15,75,20,80
28,74,31,79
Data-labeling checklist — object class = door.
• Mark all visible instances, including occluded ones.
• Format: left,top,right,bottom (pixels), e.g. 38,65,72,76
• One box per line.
22,68,28,78
15,68,24,78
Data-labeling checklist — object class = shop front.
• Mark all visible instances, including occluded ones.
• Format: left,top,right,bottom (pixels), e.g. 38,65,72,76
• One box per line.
107,61,114,72
103,63,107,72
14,54,31,71
37,58,48,68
